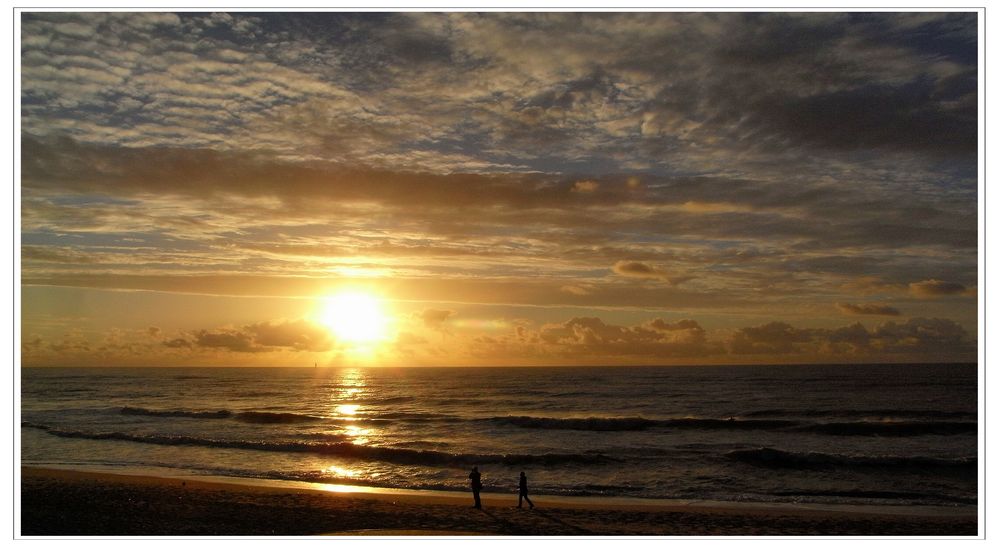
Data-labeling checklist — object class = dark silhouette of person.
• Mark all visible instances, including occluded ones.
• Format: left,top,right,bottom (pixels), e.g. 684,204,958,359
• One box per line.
469,466,482,509
518,471,534,509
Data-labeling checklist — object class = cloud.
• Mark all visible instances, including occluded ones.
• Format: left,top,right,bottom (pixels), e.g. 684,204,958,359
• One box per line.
18,12,977,364
909,279,970,297
191,319,332,353
729,317,974,357
729,322,813,355
19,12,977,174
611,261,691,285
193,329,265,353
244,319,333,352
22,245,97,264
836,303,901,316
869,317,974,354
163,338,191,349
419,308,455,332
537,316,717,357
463,314,973,364
611,260,670,280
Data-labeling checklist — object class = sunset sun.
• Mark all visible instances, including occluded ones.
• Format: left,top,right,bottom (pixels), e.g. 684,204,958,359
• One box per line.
316,292,390,344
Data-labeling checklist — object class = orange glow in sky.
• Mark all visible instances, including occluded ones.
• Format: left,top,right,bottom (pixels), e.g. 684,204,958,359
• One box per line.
316,292,391,345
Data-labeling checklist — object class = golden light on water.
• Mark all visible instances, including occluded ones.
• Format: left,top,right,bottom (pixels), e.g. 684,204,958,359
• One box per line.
324,465,358,478
335,404,360,416
344,424,372,444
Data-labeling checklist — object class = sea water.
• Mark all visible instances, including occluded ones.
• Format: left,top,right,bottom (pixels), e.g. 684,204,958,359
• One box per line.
20,363,977,507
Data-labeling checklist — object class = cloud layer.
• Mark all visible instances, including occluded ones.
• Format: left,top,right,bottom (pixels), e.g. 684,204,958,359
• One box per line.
19,12,978,365
21,315,974,366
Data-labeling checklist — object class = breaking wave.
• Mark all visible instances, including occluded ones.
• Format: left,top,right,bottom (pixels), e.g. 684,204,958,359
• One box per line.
22,422,616,467
485,415,800,431
119,407,325,424
797,421,977,436
727,447,976,473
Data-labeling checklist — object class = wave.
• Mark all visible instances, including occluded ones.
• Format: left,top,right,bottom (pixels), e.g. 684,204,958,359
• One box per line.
118,407,325,424
727,447,977,473
484,415,800,432
371,396,415,405
797,421,977,436
488,416,660,431
233,391,286,398
113,406,979,437
120,407,233,420
234,411,326,424
372,411,453,422
742,408,977,420
459,414,967,435
22,422,616,467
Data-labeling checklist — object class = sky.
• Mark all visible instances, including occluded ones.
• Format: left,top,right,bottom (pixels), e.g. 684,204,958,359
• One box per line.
19,11,979,366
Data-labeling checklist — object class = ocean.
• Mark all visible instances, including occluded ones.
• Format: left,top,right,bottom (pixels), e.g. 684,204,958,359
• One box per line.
20,363,978,508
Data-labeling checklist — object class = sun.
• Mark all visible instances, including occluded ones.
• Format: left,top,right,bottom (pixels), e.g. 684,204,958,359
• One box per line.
316,291,390,344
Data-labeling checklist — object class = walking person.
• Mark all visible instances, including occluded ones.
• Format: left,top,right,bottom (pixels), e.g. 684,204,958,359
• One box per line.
469,466,482,509
518,471,535,509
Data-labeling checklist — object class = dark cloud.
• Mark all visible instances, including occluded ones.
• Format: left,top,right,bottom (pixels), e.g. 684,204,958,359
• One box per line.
836,303,902,316
612,261,668,280
22,136,976,260
190,319,332,353
685,13,978,157
244,319,332,351
909,279,970,297
466,314,973,363
729,317,974,357
193,329,265,353
754,81,976,155
729,322,813,355
869,317,974,354
419,309,455,332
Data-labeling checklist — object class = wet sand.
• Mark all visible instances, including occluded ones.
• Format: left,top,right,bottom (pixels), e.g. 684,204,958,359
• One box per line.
19,467,978,536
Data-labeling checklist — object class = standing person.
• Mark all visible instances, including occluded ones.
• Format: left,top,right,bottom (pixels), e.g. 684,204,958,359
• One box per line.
518,471,535,509
469,466,482,509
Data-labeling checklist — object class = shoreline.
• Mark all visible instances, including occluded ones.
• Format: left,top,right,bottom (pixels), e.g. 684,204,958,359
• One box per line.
19,464,977,517
19,466,979,536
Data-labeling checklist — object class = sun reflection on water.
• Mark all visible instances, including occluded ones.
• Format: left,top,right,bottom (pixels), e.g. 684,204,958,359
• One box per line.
336,404,360,416
344,424,371,445
324,464,358,478
329,368,375,442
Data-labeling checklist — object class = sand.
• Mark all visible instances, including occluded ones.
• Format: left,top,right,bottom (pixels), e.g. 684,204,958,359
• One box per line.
18,467,978,537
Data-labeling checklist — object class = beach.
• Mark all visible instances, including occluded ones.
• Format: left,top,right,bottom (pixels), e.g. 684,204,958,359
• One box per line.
19,467,978,536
